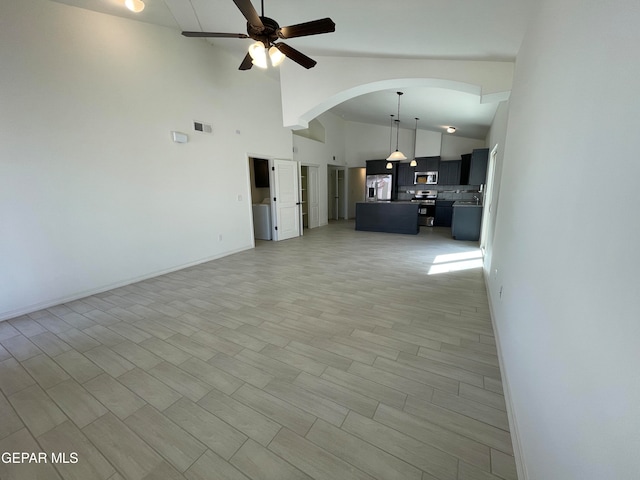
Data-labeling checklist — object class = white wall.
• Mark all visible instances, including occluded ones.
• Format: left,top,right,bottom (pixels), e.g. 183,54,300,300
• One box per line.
344,122,427,165
415,130,442,157
482,100,510,276
440,135,486,160
488,0,640,478
0,0,293,319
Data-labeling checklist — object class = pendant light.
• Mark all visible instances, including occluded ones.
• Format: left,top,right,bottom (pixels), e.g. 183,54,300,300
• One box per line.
387,92,407,161
410,118,419,167
386,115,394,169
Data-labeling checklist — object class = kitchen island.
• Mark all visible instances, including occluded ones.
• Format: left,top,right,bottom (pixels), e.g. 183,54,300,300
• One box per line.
355,202,419,234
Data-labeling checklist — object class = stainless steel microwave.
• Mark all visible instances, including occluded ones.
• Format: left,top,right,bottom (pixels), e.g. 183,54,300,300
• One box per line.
415,171,438,185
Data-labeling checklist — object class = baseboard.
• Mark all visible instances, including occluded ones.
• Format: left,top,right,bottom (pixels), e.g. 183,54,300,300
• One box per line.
483,269,528,480
0,244,253,322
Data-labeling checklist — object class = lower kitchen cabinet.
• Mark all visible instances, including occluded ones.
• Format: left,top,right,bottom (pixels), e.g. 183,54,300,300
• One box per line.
434,200,454,227
451,205,483,241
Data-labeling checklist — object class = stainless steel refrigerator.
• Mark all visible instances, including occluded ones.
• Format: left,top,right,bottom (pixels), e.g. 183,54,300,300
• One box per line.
365,174,393,201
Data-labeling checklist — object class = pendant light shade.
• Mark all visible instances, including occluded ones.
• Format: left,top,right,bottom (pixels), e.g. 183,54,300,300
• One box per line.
387,92,406,161
410,117,419,167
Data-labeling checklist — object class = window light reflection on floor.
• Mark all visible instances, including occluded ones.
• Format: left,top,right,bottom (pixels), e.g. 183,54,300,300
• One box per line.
428,249,483,275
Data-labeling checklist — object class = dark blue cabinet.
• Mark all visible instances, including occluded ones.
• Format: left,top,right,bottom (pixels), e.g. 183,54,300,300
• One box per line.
434,200,455,227
366,160,390,175
415,156,440,172
438,161,461,185
469,148,489,185
397,163,415,187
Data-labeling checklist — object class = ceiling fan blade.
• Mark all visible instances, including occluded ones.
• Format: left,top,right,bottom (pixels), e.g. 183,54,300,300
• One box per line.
277,18,335,39
239,52,254,70
182,31,249,38
232,0,264,29
274,43,317,69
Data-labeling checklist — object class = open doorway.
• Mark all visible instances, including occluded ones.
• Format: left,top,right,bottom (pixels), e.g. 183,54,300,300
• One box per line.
300,165,320,229
328,166,346,221
248,157,272,241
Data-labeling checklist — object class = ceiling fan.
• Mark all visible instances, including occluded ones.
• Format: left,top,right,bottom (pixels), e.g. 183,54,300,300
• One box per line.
181,0,335,70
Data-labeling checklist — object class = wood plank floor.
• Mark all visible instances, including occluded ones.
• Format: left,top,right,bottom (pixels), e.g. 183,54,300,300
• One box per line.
0,221,517,480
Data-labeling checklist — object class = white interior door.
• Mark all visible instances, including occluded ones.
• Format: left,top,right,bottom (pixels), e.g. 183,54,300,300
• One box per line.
272,159,300,241
308,166,320,228
480,145,498,253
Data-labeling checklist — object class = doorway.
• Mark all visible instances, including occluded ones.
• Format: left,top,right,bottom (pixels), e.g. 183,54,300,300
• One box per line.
248,157,272,241
328,166,346,221
300,165,320,230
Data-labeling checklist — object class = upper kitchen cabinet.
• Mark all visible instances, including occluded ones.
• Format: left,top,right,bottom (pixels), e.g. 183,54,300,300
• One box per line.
438,160,461,185
468,148,489,185
459,149,488,185
397,162,415,187
415,156,440,172
366,160,390,175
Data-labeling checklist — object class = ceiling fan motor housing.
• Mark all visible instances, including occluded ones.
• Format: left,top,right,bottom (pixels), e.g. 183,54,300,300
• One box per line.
247,17,280,46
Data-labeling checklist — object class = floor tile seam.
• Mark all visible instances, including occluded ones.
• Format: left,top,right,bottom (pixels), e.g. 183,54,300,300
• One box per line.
413,354,502,382
301,415,425,480
0,388,28,440
438,350,500,368
78,410,159,480
1,356,41,397
120,403,212,474
229,426,315,479
229,383,317,437
425,391,511,433
401,398,513,451
399,351,497,382
325,359,411,403
342,405,463,478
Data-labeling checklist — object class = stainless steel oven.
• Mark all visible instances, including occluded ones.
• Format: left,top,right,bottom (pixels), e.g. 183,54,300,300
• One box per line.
412,190,437,226
414,171,438,185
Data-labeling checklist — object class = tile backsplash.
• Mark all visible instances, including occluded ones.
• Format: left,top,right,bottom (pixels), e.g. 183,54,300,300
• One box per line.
397,184,483,201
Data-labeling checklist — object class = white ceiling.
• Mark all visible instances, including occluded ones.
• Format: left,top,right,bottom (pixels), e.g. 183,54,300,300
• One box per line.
50,0,532,139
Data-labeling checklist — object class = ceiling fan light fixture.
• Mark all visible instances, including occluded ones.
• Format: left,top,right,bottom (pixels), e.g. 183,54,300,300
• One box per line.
248,42,268,68
268,46,285,67
446,126,456,134
125,0,145,13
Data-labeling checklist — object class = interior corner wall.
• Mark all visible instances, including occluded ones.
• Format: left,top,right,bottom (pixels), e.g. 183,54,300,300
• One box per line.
487,0,640,478
0,0,293,320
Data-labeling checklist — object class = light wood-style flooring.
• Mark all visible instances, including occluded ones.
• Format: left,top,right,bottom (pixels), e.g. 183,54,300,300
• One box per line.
0,221,517,480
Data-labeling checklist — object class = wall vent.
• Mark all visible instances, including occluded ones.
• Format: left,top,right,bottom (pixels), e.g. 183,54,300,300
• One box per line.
193,121,212,133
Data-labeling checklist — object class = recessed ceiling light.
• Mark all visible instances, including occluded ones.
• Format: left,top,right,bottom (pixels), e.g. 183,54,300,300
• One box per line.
446,126,456,134
125,0,145,13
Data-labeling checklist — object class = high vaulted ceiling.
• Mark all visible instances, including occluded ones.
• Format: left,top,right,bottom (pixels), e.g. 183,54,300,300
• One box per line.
50,0,532,139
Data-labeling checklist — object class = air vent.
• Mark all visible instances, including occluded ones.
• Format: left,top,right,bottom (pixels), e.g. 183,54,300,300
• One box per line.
193,121,212,133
